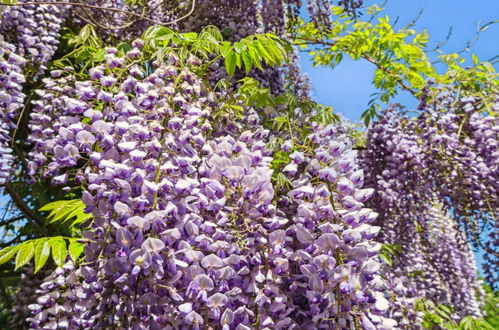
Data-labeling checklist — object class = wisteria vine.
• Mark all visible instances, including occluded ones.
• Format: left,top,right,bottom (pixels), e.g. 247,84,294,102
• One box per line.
0,1,496,329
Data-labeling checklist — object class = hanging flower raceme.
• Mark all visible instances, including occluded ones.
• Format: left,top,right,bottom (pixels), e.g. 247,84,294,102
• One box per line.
0,36,26,185
0,0,63,75
26,261,98,328
359,86,497,325
415,89,498,289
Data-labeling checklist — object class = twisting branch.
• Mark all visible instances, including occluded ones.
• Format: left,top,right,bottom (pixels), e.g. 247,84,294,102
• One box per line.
3,183,44,227
362,54,417,96
0,0,197,28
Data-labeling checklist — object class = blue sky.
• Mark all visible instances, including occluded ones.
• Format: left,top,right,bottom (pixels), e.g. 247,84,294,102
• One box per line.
299,0,499,121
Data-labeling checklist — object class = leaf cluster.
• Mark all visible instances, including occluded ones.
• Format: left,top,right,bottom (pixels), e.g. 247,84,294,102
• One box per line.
0,236,84,273
415,297,494,330
142,25,292,78
0,199,90,272
293,5,498,125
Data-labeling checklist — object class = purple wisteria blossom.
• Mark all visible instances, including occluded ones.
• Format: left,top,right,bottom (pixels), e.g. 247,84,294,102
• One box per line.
26,41,395,329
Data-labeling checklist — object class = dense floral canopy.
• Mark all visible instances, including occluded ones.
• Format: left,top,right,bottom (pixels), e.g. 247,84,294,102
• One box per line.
0,1,497,329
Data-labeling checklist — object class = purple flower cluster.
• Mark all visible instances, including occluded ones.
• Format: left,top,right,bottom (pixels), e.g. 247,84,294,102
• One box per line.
26,38,395,328
359,86,497,324
262,0,286,35
8,268,48,329
337,0,364,16
416,88,498,288
181,0,258,41
27,261,98,328
0,0,63,74
0,37,26,185
27,68,80,181
307,0,332,27
383,205,486,329
273,123,395,329
425,205,485,317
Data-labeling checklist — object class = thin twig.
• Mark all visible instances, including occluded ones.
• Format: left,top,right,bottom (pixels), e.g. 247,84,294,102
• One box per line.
11,83,39,149
295,38,417,96
362,54,417,96
0,200,13,222
0,233,23,248
0,216,23,227
0,0,196,28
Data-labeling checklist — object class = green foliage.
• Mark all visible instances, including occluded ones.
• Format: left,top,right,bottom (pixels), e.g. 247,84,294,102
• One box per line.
141,25,292,78
39,199,92,228
14,241,34,270
379,243,402,266
55,24,105,73
0,236,84,272
49,237,67,267
0,199,90,272
481,282,499,328
458,316,494,330
0,245,19,265
57,24,291,82
310,105,341,126
34,239,50,273
294,4,499,125
414,297,494,330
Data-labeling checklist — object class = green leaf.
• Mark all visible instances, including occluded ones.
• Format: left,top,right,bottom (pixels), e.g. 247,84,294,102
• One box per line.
40,199,92,227
0,245,20,266
435,304,454,320
199,25,223,42
459,316,494,330
39,200,64,212
182,32,198,40
415,297,429,312
234,41,247,53
247,44,263,70
379,251,393,266
49,237,67,267
255,40,274,65
15,242,35,270
50,200,80,223
34,239,51,273
225,51,237,78
241,51,253,75
229,105,244,118
273,116,289,131
117,42,132,54
68,240,85,263
275,173,292,190
220,42,232,57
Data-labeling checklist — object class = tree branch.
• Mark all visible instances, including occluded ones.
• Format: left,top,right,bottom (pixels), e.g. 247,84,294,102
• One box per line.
0,0,196,28
0,216,24,227
0,233,23,248
294,38,418,96
3,183,44,227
